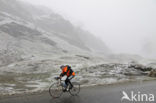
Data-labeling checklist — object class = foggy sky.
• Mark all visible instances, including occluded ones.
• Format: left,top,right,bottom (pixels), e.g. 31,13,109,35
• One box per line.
21,0,156,55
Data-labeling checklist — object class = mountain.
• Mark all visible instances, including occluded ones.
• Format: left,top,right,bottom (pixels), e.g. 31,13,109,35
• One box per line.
0,0,110,65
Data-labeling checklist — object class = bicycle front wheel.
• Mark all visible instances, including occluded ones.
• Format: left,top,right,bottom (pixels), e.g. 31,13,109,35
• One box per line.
49,82,63,98
69,82,80,96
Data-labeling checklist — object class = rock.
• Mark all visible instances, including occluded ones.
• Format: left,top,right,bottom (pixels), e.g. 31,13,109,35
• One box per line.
148,69,156,77
129,64,152,72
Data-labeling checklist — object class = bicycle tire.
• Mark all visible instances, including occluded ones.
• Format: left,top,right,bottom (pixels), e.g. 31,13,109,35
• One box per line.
49,82,63,98
69,82,80,96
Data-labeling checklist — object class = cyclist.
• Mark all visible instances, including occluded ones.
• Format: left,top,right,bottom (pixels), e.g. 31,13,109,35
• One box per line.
59,65,75,91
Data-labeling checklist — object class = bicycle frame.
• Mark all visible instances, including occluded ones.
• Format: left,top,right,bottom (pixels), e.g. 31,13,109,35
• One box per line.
56,78,73,92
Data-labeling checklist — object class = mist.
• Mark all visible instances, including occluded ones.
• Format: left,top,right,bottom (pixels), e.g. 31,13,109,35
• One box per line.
21,0,156,57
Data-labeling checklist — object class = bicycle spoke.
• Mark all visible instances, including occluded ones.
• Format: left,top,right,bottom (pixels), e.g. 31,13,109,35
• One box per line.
49,82,63,98
69,83,80,96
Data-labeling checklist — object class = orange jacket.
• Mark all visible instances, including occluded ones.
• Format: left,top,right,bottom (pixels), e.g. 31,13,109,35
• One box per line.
61,66,75,77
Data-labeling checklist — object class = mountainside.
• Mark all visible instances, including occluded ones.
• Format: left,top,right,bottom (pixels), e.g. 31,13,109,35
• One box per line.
0,0,110,63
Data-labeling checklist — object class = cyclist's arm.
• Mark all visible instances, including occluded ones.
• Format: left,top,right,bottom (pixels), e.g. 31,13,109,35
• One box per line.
60,72,66,77
60,68,67,78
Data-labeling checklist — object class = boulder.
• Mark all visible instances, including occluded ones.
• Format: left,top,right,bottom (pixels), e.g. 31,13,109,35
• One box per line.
148,69,156,77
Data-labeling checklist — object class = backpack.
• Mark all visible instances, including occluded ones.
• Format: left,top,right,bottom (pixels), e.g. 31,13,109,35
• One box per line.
66,65,73,75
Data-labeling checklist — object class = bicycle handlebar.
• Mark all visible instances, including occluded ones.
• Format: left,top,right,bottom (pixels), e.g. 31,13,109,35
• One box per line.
54,77,60,80
54,77,64,81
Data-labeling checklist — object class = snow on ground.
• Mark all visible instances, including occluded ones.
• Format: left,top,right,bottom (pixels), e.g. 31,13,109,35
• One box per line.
0,54,155,96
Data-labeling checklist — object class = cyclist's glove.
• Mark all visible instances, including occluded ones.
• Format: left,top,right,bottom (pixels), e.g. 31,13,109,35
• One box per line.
55,77,60,80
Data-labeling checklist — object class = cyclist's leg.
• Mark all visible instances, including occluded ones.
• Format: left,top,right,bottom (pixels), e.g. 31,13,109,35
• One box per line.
68,75,75,89
64,77,69,90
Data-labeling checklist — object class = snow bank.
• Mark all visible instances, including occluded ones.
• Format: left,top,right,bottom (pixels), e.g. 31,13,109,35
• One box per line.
0,55,154,96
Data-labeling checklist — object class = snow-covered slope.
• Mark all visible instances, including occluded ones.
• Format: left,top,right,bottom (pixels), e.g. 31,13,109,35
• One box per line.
0,0,111,66
0,0,110,52
0,0,110,62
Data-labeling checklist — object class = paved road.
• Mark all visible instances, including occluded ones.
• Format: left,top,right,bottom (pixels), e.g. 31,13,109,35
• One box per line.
0,80,156,103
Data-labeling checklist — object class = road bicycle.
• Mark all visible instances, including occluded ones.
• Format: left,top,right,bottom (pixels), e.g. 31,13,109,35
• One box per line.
49,77,80,98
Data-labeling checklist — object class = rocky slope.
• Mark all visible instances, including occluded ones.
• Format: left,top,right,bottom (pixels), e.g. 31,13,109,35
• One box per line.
0,0,110,65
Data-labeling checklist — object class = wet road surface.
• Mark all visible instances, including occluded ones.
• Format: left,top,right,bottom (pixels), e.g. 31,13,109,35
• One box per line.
0,80,156,103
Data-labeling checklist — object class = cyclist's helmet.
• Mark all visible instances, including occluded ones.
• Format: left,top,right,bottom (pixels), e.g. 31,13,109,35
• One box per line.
60,65,65,69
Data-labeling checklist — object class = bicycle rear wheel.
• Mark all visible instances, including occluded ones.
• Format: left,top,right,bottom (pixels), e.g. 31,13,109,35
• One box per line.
69,82,80,96
49,82,63,98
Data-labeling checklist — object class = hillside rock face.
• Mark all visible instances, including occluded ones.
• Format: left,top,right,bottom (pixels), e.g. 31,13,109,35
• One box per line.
0,0,110,62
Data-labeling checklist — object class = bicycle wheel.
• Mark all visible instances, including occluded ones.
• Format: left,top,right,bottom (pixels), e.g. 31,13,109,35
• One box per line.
69,82,80,96
49,82,63,98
